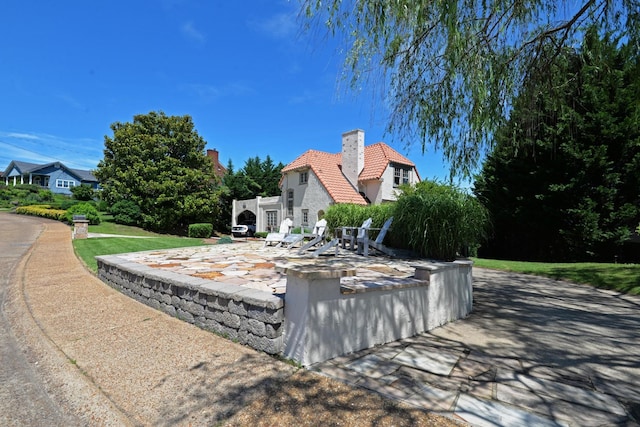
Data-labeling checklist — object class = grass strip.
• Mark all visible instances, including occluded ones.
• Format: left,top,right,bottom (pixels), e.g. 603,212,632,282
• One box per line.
473,258,640,295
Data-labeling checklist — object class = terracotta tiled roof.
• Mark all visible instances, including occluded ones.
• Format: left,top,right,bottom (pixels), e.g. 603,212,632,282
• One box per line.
282,142,419,205
282,150,367,204
360,142,416,181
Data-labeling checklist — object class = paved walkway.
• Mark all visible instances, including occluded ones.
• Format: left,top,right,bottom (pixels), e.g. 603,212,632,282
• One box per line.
98,239,640,425
313,267,640,426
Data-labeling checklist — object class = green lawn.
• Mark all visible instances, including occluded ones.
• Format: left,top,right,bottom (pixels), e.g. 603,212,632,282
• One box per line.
74,215,211,272
473,258,640,295
88,215,160,236
74,236,210,273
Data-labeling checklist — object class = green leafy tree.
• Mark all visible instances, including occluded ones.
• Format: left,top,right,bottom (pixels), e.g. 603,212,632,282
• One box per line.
110,200,142,226
95,111,222,233
475,31,640,262
303,0,639,177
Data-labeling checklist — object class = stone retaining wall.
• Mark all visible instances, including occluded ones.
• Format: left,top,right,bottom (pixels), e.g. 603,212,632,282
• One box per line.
96,255,285,355
96,253,472,366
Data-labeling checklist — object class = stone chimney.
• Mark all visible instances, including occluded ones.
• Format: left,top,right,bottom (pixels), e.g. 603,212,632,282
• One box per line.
341,129,364,189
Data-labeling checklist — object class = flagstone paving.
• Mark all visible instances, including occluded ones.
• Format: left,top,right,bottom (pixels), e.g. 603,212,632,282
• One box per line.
112,241,639,426
116,241,421,295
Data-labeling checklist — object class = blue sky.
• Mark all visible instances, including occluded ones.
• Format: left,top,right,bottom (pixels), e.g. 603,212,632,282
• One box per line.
0,1,463,185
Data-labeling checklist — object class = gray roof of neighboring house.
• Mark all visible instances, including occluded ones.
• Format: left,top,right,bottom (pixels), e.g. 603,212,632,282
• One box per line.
4,160,98,182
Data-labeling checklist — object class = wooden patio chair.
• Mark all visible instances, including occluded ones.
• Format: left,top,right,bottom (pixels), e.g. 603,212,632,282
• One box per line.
296,219,328,253
263,218,293,247
356,216,395,257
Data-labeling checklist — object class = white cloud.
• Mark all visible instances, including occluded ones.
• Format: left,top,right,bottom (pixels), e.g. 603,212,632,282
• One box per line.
0,130,103,170
181,21,205,43
4,132,40,140
253,12,298,39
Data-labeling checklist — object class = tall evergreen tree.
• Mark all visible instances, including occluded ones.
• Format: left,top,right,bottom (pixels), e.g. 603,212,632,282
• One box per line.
475,30,640,262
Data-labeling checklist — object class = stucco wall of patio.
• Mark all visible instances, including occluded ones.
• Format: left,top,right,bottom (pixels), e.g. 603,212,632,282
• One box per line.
96,245,473,365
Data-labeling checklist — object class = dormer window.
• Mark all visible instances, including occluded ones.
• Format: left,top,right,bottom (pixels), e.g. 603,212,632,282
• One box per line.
299,171,308,185
393,166,410,186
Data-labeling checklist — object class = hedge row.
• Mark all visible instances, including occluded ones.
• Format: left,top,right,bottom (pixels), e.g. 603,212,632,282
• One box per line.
15,205,67,221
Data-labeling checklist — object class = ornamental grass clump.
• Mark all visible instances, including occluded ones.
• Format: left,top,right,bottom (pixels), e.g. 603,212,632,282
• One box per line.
391,181,490,260
324,203,395,237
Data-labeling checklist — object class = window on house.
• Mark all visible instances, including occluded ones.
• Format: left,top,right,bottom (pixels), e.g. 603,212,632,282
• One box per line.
394,167,410,186
266,211,278,232
56,179,76,188
299,171,308,185
287,190,294,216
302,209,309,226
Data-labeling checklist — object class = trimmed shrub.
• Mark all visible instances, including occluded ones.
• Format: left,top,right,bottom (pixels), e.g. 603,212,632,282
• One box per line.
15,205,67,221
96,199,109,212
188,223,213,238
60,199,81,210
65,202,101,225
111,200,142,225
38,190,54,202
254,231,268,239
70,184,96,201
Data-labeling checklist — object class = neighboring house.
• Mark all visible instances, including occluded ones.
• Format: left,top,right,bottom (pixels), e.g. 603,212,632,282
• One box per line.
232,129,421,232
2,160,99,195
206,149,227,179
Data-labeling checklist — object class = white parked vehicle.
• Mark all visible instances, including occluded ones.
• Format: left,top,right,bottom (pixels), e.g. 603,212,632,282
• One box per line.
231,223,256,237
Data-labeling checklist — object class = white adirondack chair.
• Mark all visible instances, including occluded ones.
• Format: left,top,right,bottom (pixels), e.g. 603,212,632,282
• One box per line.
263,218,293,247
309,217,372,257
341,218,372,251
356,217,394,256
296,219,328,253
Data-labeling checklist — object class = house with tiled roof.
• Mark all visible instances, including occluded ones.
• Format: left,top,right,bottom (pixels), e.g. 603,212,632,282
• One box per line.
2,160,99,195
232,129,420,233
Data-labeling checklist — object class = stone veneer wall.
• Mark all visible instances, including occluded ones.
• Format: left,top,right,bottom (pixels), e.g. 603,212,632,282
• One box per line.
96,255,285,355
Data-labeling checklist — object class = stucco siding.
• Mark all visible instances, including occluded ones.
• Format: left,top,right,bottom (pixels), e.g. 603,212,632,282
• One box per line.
380,166,399,202
281,170,333,228
360,180,383,204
